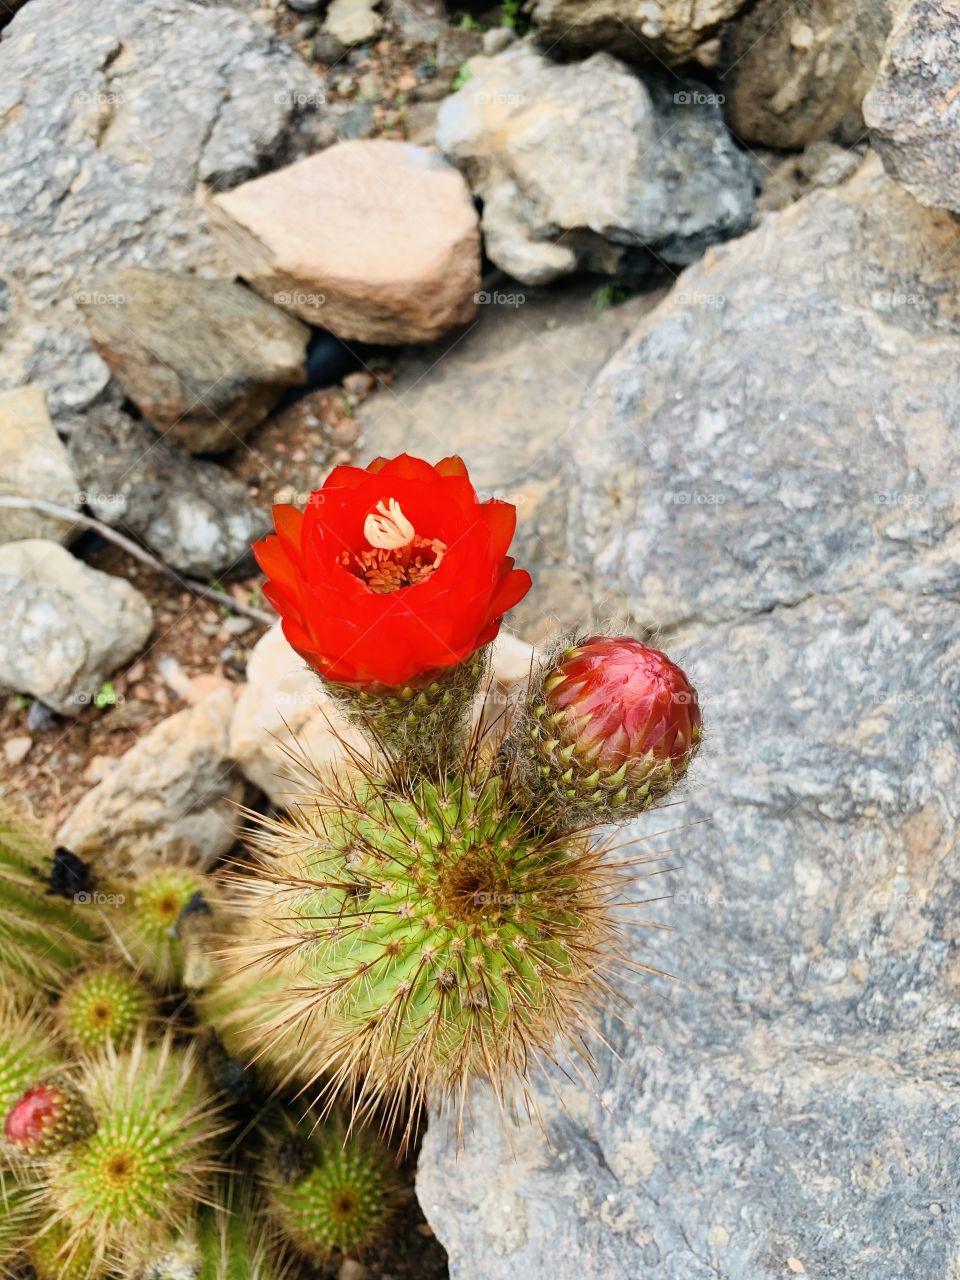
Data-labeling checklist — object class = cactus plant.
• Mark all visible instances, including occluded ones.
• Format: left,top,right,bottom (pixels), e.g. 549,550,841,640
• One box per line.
0,806,101,988
216,754,628,1135
57,967,153,1053
28,1219,103,1280
115,867,210,989
262,1111,399,1262
44,1034,224,1270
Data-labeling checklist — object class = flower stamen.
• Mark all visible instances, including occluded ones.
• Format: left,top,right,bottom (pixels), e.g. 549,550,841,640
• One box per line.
343,498,447,594
364,499,416,551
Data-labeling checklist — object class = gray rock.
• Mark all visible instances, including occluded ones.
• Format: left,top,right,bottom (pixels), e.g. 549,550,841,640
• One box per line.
355,279,663,638
437,45,757,285
569,156,960,631
79,268,309,454
421,591,960,1280
389,0,448,43
67,406,270,580
482,26,517,57
722,0,896,148
0,540,153,715
418,159,960,1278
324,0,382,44
529,0,750,65
864,0,960,213
0,386,80,543
0,0,332,415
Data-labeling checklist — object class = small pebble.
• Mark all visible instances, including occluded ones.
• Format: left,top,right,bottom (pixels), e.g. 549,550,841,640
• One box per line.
3,735,33,766
287,0,321,11
343,370,374,396
482,26,516,56
222,615,255,637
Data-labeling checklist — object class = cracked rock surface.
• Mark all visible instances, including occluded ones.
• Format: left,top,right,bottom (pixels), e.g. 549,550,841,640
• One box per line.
0,0,332,414
418,156,960,1278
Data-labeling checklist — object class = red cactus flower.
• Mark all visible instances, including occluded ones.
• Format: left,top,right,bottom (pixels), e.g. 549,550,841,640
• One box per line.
544,637,701,776
4,1080,93,1156
254,455,531,689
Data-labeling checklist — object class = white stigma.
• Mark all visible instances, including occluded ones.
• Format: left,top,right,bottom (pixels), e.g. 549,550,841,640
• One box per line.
364,497,416,550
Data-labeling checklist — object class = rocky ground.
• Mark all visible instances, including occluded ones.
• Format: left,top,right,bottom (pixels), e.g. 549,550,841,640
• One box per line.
2,0,959,1275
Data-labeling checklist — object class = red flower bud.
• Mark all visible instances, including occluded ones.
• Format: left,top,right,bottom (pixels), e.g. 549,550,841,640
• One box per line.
4,1079,94,1157
253,454,531,691
519,636,701,826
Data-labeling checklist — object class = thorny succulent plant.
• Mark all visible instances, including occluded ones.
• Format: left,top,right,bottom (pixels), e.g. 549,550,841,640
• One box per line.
0,453,704,1277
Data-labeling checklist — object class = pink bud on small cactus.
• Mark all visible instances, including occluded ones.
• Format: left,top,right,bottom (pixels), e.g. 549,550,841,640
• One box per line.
520,636,701,825
4,1079,94,1158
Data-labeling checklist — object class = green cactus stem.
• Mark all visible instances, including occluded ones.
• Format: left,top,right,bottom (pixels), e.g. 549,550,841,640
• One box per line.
0,806,102,988
217,755,627,1140
44,1034,224,1271
263,1111,399,1263
57,967,153,1053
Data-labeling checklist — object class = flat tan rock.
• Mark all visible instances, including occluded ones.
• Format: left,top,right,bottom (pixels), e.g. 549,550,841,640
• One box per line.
57,688,243,872
0,387,79,543
79,268,310,454
209,140,481,345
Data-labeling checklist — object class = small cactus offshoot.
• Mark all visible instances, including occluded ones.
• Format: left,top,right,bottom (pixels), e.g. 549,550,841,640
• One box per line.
115,867,210,988
44,1035,224,1269
28,1219,102,1280
57,967,153,1053
263,1113,399,1262
4,1078,94,1158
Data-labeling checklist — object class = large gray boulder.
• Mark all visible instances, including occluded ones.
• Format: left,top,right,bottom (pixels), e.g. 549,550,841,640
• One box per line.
864,0,960,213
437,44,757,285
0,0,331,414
571,156,960,631
418,158,960,1277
